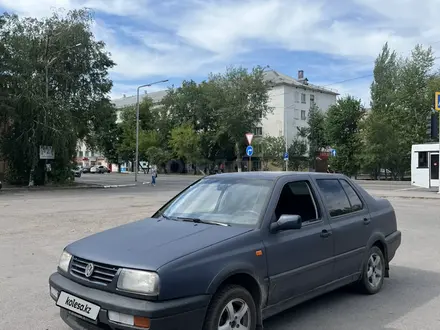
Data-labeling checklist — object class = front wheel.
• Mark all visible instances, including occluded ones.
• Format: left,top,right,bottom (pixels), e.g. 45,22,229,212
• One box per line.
357,246,385,294
203,285,256,330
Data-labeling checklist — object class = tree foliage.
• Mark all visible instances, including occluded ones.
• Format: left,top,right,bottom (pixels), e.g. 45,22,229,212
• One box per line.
169,123,201,165
325,96,365,176
360,42,436,179
0,9,114,184
298,104,327,168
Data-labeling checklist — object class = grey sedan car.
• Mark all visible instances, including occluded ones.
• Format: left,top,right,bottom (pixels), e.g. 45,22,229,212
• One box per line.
49,172,401,330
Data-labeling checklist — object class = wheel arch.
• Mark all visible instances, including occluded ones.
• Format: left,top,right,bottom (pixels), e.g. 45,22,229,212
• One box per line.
206,267,267,328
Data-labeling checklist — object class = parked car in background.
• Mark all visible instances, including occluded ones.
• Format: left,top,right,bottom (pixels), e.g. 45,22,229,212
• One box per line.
90,165,110,174
49,172,401,330
72,166,82,178
82,166,91,174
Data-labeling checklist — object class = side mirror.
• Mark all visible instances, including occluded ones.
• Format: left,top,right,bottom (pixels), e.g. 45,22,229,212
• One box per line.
270,215,302,233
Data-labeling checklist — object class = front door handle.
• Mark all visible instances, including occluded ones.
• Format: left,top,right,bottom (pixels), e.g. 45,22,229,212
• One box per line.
320,229,332,238
363,218,371,225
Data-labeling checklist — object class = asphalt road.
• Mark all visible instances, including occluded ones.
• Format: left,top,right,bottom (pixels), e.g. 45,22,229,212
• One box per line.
1,185,439,330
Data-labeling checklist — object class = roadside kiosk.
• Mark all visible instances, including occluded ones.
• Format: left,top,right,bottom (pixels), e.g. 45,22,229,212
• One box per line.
411,143,439,188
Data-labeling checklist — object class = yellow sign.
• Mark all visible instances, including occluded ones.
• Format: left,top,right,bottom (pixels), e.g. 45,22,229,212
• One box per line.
436,92,440,111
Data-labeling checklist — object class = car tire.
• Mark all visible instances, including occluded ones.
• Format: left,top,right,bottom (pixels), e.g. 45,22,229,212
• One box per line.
203,285,256,330
357,246,385,295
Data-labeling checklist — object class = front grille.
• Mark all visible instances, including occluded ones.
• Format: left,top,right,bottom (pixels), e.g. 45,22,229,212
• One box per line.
70,256,119,285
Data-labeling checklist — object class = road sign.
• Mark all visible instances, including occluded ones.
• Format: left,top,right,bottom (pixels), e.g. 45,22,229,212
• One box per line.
331,149,336,157
245,133,254,145
246,145,254,157
436,92,440,111
284,152,289,161
39,145,54,160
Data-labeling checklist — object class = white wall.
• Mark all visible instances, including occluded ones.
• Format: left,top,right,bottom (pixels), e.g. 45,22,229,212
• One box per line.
261,85,286,138
411,143,439,188
267,85,337,147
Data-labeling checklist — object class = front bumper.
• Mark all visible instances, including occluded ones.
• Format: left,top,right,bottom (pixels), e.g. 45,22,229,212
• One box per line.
49,272,210,330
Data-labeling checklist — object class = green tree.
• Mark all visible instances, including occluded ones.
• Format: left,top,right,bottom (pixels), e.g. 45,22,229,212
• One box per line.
362,43,400,177
169,123,201,170
288,138,308,171
0,9,114,185
325,96,365,176
298,104,327,169
211,66,273,171
116,100,160,170
256,136,285,169
364,42,436,179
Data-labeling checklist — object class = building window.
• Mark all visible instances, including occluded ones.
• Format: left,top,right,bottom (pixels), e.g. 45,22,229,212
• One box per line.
310,94,315,105
418,152,428,168
86,151,90,157
301,93,306,104
254,127,263,136
301,110,306,120
91,151,95,157
79,151,84,157
294,91,299,103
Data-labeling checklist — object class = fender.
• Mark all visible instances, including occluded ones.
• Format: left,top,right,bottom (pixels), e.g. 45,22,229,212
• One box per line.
206,262,268,328
207,262,267,296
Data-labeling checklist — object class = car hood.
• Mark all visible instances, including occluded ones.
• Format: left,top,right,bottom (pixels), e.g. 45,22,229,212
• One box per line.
66,218,252,271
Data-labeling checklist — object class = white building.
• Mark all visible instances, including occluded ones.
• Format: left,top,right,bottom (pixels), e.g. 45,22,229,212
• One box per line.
259,70,338,146
411,143,439,188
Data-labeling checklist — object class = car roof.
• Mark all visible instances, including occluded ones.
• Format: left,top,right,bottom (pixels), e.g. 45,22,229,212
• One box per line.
203,171,347,181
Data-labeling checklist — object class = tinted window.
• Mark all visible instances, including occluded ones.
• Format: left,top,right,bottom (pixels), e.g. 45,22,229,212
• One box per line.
339,180,363,212
316,179,352,217
275,181,320,223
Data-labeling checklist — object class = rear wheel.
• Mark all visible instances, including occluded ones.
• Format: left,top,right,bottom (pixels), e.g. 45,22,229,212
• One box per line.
357,246,385,294
203,285,256,330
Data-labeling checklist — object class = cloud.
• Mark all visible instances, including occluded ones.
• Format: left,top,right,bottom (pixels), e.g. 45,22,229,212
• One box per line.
1,0,439,102
109,82,167,100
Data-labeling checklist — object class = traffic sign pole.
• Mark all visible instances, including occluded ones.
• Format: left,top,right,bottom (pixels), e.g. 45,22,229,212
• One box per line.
436,92,440,194
245,133,254,172
246,145,254,172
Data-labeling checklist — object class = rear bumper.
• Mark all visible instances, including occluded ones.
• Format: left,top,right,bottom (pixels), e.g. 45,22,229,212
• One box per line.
385,230,401,263
49,272,210,330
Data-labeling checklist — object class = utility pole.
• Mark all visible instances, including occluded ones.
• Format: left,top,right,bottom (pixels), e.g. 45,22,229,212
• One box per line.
134,79,169,182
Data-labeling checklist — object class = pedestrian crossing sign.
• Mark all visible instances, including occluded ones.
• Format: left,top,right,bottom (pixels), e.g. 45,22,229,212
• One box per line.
436,92,440,111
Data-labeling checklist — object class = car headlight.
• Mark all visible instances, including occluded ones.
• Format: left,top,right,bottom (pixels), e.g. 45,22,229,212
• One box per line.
58,250,72,273
117,269,160,295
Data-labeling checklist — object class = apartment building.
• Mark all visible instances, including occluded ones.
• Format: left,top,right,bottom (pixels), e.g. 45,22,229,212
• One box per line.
259,70,338,146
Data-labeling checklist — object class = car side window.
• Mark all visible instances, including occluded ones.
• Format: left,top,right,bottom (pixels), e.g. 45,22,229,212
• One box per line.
339,179,363,212
274,181,320,224
316,179,352,217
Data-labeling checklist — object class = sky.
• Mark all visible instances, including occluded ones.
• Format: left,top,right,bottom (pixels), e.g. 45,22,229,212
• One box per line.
1,0,439,106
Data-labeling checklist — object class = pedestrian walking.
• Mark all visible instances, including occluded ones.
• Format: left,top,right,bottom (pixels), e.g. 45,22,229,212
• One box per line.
151,167,157,186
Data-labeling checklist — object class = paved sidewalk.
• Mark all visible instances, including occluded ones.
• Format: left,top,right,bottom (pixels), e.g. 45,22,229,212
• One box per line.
369,189,440,199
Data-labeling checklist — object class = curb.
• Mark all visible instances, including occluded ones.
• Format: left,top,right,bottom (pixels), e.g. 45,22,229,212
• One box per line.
374,195,440,200
102,184,137,189
1,183,137,192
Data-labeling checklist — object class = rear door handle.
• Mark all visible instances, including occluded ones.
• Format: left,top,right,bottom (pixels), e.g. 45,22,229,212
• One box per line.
363,218,371,225
320,229,332,238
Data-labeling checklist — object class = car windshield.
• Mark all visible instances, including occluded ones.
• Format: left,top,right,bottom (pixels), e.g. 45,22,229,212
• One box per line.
160,178,274,226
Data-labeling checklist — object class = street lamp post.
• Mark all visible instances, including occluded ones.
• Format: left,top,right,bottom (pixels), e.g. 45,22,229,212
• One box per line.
135,79,169,182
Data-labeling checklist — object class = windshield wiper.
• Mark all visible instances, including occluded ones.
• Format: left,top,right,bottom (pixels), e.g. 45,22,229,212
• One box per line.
176,217,230,227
